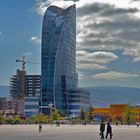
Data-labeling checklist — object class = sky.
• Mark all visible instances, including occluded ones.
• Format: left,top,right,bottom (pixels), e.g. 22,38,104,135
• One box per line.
0,0,140,88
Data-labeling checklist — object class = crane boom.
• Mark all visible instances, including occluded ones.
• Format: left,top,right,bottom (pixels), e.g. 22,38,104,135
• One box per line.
16,56,40,71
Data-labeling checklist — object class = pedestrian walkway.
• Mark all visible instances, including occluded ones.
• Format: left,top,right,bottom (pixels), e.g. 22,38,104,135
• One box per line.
0,125,140,140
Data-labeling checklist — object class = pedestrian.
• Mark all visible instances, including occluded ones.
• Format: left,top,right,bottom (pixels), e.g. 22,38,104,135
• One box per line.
71,121,74,126
136,122,139,127
56,121,60,127
116,121,118,126
82,121,86,126
39,123,42,132
99,120,105,139
106,122,112,139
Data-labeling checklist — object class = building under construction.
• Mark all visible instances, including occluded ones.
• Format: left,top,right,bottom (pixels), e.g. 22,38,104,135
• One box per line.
10,69,41,100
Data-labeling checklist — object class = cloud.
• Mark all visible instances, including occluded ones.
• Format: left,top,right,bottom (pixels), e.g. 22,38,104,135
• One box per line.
22,52,32,56
0,32,2,35
77,51,118,64
30,36,41,45
77,2,138,17
123,47,140,62
131,0,140,2
77,63,108,70
36,0,75,16
36,0,140,16
92,71,139,80
133,56,140,62
75,2,140,63
36,0,55,16
78,72,86,80
77,50,118,70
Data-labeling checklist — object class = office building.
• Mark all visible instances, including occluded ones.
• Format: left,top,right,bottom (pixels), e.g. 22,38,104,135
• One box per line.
41,4,78,114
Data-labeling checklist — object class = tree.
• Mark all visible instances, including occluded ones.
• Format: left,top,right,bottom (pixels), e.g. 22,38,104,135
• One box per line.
124,103,131,125
14,115,20,124
87,106,93,121
30,114,49,124
80,108,86,120
0,112,3,124
52,110,65,121
5,117,15,124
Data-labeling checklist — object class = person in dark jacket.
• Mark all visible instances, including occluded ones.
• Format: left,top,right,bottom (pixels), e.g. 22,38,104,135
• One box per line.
106,122,112,139
39,123,42,132
100,120,105,139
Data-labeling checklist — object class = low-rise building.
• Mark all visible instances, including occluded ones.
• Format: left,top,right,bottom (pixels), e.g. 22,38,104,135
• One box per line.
93,108,110,121
68,89,90,117
0,99,24,115
93,104,140,123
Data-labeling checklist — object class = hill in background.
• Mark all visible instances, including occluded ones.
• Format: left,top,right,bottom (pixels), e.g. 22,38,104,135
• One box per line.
82,86,140,108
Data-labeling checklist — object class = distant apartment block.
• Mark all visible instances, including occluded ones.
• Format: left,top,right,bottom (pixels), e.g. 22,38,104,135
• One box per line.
0,99,24,115
10,69,41,100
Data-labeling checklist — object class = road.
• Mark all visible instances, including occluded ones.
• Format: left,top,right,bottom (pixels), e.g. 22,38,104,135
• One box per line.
0,124,140,140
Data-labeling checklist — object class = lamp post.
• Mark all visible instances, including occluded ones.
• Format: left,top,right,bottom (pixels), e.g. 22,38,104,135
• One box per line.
48,102,53,124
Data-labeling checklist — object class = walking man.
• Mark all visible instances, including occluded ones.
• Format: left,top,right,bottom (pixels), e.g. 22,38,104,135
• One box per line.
100,120,105,139
39,123,42,132
106,122,112,139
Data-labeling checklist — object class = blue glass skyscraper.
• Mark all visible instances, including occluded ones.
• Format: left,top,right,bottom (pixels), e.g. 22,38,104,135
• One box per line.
41,5,78,114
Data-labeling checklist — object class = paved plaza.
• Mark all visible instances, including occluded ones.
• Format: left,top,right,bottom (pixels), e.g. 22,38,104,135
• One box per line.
0,124,140,140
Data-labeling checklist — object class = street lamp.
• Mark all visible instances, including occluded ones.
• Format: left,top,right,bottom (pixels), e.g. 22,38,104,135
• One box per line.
48,102,53,124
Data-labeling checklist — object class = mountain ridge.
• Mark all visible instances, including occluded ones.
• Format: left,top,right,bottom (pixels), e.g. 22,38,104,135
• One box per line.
81,86,140,107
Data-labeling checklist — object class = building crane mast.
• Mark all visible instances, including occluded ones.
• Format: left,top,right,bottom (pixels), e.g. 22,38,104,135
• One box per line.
16,56,40,100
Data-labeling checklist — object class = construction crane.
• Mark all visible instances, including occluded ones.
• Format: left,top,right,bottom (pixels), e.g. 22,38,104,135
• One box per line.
16,56,40,71
16,56,40,100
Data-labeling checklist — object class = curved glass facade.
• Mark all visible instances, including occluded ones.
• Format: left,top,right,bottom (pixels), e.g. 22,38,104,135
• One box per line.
41,5,78,114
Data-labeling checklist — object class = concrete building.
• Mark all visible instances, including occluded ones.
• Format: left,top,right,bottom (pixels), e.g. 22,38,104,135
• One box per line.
10,69,41,100
93,104,140,123
41,4,78,114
